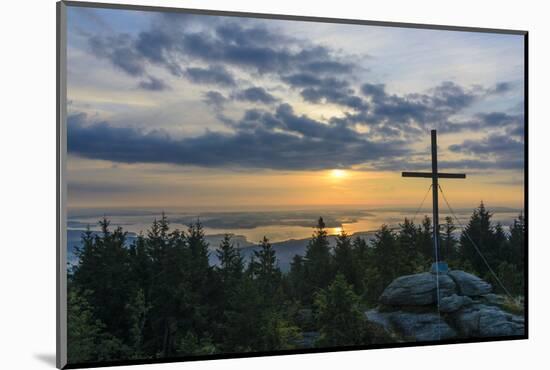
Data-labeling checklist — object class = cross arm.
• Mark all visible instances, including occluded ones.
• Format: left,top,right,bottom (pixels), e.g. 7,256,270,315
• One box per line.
402,172,466,179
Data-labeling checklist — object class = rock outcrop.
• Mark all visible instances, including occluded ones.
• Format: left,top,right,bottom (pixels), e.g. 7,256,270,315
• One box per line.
379,272,456,306
448,270,492,296
367,309,457,341
366,269,524,342
439,294,473,313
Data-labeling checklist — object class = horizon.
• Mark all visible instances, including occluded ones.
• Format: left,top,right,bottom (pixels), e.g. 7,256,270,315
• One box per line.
67,204,524,245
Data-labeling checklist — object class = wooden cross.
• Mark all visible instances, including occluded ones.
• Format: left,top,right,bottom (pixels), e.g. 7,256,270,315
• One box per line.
402,130,466,266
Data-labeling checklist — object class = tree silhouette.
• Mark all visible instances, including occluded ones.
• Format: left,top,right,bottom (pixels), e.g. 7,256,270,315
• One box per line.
302,217,334,303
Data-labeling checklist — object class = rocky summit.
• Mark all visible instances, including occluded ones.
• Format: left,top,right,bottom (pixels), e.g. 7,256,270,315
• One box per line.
366,270,524,342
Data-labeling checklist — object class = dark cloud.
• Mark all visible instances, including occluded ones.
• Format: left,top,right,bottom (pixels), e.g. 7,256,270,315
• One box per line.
429,81,476,111
371,152,524,172
304,61,353,74
214,23,290,48
87,17,355,84
479,112,522,127
438,112,524,134
326,81,504,140
134,29,183,76
361,81,477,120
89,34,146,76
185,66,236,87
203,90,228,110
488,81,513,95
449,134,523,157
68,182,138,194
138,76,170,91
233,87,278,104
440,158,524,170
507,124,524,138
67,110,408,171
360,83,386,100
446,134,524,170
282,73,367,110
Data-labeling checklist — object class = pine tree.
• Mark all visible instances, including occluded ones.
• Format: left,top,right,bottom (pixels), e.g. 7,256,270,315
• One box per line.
459,202,495,275
351,236,371,295
187,220,210,274
288,255,306,300
333,229,355,286
71,218,134,343
418,216,433,260
314,274,369,346
216,234,244,285
398,218,426,273
183,220,216,352
221,277,263,352
303,217,334,303
67,288,129,363
370,225,404,295
442,216,458,264
142,214,184,357
508,213,525,271
253,236,281,301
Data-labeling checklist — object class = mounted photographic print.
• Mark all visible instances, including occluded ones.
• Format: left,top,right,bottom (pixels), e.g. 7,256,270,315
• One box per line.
57,1,528,368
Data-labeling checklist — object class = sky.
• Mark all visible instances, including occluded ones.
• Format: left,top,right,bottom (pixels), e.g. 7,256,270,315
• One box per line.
65,5,525,212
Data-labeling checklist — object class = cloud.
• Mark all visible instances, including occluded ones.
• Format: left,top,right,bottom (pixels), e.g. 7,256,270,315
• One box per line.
488,81,513,95
364,81,477,123
304,61,353,74
360,83,386,100
232,87,278,104
203,90,228,110
507,124,524,138
325,80,518,140
68,182,138,194
438,112,524,134
86,16,356,85
446,133,524,170
88,34,146,76
282,73,367,110
185,66,236,87
138,76,170,91
67,110,408,171
449,134,523,156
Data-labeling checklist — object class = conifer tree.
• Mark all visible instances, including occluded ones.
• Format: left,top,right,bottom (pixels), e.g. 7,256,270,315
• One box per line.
314,274,369,346
442,216,458,264
370,225,403,294
460,202,495,275
303,217,334,303
333,229,355,286
508,213,525,271
67,288,129,362
418,216,433,260
398,218,425,273
351,236,371,294
288,255,306,300
72,218,134,343
216,234,244,285
253,236,281,301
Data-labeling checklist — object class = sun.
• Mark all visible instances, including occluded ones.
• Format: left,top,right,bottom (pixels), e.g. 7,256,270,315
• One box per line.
330,169,347,179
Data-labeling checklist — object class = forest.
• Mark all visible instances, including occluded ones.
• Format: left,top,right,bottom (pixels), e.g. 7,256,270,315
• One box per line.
67,202,525,364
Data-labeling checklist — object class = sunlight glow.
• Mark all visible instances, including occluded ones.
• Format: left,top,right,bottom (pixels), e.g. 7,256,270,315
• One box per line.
330,226,343,236
330,169,347,179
